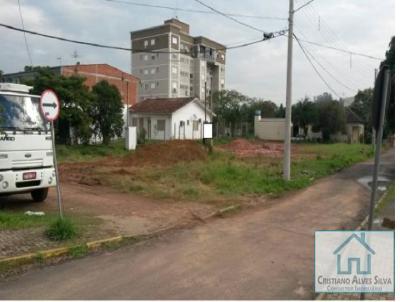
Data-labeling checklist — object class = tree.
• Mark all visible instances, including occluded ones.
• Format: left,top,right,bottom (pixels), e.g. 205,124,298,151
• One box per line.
30,67,92,144
380,36,395,135
350,88,373,142
90,80,123,145
212,90,244,136
292,97,318,136
275,104,285,118
212,90,278,137
314,98,346,141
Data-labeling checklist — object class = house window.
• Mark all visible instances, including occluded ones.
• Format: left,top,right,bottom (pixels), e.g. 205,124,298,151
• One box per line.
144,40,148,48
172,36,178,44
150,39,155,46
187,120,190,125
132,118,137,127
157,120,165,131
179,121,185,127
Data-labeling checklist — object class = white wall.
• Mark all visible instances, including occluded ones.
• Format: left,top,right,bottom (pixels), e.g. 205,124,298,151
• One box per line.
130,113,171,140
171,101,212,140
254,118,288,141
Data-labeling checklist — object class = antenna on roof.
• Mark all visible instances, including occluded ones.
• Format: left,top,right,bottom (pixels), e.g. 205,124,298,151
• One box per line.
174,0,179,19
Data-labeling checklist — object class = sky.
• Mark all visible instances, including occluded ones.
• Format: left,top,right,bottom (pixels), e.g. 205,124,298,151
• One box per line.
0,0,395,105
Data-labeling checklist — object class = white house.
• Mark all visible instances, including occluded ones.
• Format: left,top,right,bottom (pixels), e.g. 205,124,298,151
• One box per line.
129,97,213,140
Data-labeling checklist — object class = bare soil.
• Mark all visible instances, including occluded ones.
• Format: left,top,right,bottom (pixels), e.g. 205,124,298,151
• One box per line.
220,138,299,158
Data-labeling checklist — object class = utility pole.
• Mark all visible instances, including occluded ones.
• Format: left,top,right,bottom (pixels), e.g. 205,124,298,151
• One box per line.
283,0,294,181
372,68,378,148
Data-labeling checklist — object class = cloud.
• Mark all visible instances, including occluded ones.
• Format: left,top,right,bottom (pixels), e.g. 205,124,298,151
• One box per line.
0,0,394,103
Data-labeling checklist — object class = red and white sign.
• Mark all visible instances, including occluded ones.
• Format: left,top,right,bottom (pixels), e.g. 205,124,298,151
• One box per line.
40,89,60,122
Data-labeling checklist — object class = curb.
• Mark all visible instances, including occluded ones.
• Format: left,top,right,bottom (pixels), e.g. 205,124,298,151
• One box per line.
0,236,124,272
314,188,390,300
0,204,242,273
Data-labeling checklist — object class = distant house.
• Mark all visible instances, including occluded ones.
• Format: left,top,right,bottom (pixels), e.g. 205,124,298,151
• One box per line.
129,97,213,140
345,108,365,144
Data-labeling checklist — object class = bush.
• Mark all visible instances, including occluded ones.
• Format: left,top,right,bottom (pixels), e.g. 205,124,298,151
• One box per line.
46,218,77,241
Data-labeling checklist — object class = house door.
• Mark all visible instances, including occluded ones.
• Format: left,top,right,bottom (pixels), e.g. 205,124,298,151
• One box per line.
352,126,360,143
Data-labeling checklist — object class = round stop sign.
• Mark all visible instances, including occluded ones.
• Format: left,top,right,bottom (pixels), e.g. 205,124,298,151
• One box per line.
40,89,60,122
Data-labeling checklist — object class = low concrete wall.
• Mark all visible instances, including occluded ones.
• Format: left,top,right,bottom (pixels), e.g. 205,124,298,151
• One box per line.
254,118,288,141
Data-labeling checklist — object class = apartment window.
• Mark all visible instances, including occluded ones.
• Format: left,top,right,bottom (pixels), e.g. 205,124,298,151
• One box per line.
172,36,178,44
143,54,148,61
144,83,149,90
221,54,225,60
190,73,193,79
150,68,156,74
144,40,148,47
150,82,156,89
157,120,165,131
143,69,149,75
172,82,178,93
180,121,185,127
151,54,156,60
187,120,190,126
172,53,178,60
150,39,155,46
221,79,225,85
156,81,159,87
172,66,178,74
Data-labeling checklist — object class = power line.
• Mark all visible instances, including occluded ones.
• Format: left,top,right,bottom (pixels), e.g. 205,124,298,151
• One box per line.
104,0,287,20
294,0,316,13
297,37,383,61
0,22,284,53
193,0,270,34
17,0,33,65
296,35,357,92
294,34,341,98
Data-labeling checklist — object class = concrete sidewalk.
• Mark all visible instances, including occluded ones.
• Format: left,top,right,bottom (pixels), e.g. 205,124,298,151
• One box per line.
0,149,394,299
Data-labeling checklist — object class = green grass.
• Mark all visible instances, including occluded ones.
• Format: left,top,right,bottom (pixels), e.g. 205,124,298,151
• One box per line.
46,218,77,241
57,139,129,163
98,143,373,203
0,211,57,230
375,182,395,214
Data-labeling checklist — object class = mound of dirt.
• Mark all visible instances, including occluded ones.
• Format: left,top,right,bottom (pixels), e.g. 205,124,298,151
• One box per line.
221,138,284,158
122,140,208,166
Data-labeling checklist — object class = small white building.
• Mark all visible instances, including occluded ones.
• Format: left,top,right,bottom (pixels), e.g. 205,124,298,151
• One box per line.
129,97,213,140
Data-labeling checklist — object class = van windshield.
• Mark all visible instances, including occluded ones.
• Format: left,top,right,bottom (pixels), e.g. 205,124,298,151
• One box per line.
0,94,49,131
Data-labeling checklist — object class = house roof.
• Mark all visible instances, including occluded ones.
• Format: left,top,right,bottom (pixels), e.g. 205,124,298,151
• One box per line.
130,97,194,114
346,108,364,124
333,233,375,255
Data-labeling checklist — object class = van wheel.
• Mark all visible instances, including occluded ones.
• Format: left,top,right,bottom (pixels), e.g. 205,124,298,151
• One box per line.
31,188,49,202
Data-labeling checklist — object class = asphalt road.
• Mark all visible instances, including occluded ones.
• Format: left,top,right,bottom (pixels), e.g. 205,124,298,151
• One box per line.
0,149,394,299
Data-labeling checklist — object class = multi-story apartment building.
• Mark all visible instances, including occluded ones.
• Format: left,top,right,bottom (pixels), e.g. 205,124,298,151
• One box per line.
131,19,226,101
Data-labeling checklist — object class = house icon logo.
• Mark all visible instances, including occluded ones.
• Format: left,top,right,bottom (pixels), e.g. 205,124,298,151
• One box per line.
333,232,376,275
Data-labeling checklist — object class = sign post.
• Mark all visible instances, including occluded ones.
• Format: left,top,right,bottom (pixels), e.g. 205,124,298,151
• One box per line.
40,89,63,219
